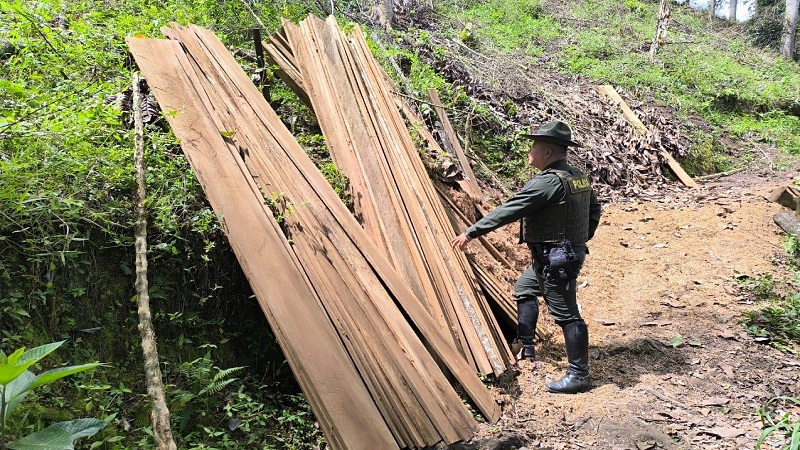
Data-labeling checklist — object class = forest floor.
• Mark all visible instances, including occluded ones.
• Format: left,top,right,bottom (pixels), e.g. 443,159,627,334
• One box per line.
452,157,800,450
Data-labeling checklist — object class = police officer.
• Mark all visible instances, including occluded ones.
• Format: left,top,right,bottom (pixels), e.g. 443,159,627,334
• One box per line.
451,120,601,394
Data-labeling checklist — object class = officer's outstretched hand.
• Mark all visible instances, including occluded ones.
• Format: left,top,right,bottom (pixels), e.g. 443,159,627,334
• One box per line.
451,233,472,251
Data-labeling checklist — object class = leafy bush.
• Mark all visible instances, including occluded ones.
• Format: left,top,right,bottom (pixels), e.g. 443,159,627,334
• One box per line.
0,341,103,450
756,396,800,450
744,293,800,353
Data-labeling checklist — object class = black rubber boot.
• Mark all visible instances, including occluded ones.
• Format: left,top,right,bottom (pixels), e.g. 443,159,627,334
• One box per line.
546,320,590,394
513,297,539,362
511,340,536,361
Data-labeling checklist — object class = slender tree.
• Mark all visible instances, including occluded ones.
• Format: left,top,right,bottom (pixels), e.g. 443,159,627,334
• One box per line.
729,0,738,21
782,0,799,59
709,0,717,19
650,0,671,60
369,0,394,30
133,72,178,450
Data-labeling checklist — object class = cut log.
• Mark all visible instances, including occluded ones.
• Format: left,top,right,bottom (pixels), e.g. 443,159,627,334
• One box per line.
775,210,800,235
595,84,697,188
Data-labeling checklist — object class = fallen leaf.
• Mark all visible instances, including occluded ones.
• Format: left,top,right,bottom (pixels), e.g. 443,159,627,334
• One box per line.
718,364,735,377
636,440,656,450
666,335,685,347
687,338,704,347
700,397,730,406
652,242,668,248
594,318,616,326
619,240,630,247
661,300,686,308
705,426,746,439
718,330,737,340
640,216,654,222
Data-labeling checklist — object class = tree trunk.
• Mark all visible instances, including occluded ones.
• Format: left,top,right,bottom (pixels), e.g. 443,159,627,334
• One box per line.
729,0,738,21
369,0,393,30
782,0,799,59
133,73,178,450
650,0,670,61
709,0,717,19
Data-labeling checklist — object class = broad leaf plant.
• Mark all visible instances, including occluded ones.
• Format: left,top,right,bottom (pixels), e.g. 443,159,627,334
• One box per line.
0,341,104,450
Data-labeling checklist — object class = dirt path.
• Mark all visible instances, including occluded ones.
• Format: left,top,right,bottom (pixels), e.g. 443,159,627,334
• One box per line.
454,166,800,450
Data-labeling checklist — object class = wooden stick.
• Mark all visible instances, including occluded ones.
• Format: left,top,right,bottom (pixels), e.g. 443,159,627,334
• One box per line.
428,88,483,200
694,167,745,181
595,85,698,188
132,72,179,450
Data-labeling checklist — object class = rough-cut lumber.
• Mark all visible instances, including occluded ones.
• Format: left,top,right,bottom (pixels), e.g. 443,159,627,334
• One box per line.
267,16,513,375
767,184,800,213
130,23,502,450
344,22,511,373
168,22,479,446
428,88,483,200
257,18,501,422
595,85,698,188
125,37,395,450
775,210,800,235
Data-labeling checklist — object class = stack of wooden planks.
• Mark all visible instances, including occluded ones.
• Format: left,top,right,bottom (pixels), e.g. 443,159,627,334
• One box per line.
263,16,514,375
127,23,501,450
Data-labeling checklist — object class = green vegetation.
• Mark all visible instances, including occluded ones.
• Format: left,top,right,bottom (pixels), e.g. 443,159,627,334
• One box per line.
1,0,327,447
444,0,800,165
3,0,800,447
0,341,103,450
756,396,800,450
740,235,800,353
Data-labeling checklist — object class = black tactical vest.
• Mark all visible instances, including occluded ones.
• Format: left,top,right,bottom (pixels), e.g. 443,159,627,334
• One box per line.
521,168,592,246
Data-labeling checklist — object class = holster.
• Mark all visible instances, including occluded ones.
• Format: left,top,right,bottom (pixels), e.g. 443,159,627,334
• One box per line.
529,240,582,282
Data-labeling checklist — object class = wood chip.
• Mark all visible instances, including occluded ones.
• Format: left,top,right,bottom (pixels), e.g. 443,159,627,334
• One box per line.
641,320,672,327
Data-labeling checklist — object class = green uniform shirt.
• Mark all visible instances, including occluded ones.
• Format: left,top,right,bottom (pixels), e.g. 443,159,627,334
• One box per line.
465,160,602,243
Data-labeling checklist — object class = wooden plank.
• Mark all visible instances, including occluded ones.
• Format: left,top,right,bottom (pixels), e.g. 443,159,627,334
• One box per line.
260,20,501,421
163,24,442,447
290,18,459,345
261,22,311,108
341,20,499,371
427,88,483,200
595,85,698,188
344,22,512,374
436,185,515,271
165,23,491,444
126,36,396,450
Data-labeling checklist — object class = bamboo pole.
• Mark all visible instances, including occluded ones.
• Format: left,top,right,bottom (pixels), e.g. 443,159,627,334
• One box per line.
132,72,177,450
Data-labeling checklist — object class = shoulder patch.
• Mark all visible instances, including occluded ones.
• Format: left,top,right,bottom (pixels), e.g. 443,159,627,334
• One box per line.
550,169,591,194
567,175,591,193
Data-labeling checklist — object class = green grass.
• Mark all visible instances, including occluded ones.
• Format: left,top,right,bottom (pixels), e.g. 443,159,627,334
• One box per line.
739,235,800,354
459,0,562,54
445,0,800,158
